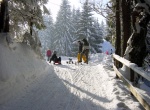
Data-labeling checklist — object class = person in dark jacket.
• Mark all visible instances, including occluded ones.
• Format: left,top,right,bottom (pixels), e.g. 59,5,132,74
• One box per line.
78,40,83,53
50,51,61,64
77,40,86,63
80,38,89,64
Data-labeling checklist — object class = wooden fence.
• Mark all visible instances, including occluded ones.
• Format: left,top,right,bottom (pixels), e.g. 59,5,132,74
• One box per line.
113,54,150,110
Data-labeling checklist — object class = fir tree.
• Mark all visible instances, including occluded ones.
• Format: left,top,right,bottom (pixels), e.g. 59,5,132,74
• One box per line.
54,0,74,56
91,19,103,53
71,8,82,56
77,0,103,53
38,13,54,56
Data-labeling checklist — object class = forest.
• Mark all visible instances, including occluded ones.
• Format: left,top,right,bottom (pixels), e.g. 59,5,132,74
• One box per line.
0,0,150,71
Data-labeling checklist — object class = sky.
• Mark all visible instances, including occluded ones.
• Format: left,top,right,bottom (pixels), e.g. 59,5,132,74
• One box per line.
0,36,148,109
45,0,108,23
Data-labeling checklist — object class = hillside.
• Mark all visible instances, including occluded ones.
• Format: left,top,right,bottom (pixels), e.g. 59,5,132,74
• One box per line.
0,37,143,110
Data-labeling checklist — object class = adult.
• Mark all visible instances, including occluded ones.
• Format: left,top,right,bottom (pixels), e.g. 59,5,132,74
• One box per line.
80,38,89,64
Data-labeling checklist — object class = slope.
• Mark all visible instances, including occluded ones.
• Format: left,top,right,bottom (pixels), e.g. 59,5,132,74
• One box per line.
0,36,52,105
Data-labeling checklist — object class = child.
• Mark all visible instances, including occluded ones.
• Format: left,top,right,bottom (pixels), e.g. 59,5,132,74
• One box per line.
46,49,52,61
50,51,61,64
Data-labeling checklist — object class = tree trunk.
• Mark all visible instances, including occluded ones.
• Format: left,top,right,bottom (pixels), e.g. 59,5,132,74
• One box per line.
30,20,33,36
129,1,150,66
121,0,131,56
0,0,9,32
115,0,121,68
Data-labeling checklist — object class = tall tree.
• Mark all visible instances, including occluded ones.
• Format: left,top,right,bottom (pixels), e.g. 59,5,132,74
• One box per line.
113,0,122,69
54,0,74,56
115,0,121,57
0,0,9,32
38,13,55,56
124,1,150,66
71,8,82,56
90,19,103,53
9,0,49,39
77,0,93,41
121,0,131,56
77,0,104,54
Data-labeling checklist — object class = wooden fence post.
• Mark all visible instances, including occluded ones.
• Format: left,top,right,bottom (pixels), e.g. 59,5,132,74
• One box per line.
130,69,134,95
114,58,119,78
130,69,134,82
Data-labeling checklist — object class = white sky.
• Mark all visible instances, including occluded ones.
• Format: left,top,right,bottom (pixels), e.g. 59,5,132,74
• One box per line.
45,0,108,23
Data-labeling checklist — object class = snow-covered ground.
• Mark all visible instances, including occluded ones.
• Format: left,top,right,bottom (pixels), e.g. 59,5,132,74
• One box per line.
100,39,115,54
0,37,145,110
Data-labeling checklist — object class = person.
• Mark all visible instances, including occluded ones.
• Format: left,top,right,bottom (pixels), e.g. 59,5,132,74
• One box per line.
80,38,89,64
77,40,86,63
105,51,109,55
46,49,52,61
50,51,61,64
110,49,113,55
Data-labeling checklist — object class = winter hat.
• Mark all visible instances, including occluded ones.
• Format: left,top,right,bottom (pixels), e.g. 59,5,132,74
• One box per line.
82,38,87,43
53,51,57,54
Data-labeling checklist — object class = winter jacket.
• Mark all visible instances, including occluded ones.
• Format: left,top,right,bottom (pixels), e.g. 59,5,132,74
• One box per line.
78,42,83,53
50,53,57,62
82,39,89,51
47,50,52,56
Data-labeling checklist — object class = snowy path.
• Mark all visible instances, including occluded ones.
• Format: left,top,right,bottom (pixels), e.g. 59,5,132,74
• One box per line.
0,61,142,110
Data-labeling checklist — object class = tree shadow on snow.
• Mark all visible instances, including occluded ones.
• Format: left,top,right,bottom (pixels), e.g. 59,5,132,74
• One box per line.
0,67,115,110
62,79,111,103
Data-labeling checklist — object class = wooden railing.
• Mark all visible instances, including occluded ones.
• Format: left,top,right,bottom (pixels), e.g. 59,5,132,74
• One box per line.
113,54,150,110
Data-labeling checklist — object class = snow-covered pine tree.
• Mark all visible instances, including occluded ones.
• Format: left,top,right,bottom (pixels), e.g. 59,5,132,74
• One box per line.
9,0,49,40
91,19,104,53
76,0,103,54
76,0,93,41
54,0,74,56
7,0,49,57
38,13,55,57
71,8,82,56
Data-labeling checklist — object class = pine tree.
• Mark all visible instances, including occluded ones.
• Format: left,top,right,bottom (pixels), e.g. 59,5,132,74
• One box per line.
71,8,82,56
91,19,104,53
38,13,54,56
9,0,49,39
77,0,103,53
54,0,74,56
77,0,93,41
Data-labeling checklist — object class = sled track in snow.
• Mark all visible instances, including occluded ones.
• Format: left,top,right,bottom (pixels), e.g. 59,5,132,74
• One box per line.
54,63,91,110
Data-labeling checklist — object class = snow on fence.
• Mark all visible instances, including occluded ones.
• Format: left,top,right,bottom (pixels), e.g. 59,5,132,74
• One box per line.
113,54,150,110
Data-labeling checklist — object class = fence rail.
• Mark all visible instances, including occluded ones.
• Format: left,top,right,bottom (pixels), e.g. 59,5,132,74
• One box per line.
113,54,150,110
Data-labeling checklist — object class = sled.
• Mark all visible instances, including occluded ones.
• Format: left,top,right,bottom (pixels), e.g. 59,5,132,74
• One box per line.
54,61,61,65
66,58,74,64
74,61,82,65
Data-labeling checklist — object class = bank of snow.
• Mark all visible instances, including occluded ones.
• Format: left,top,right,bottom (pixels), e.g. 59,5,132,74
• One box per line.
101,39,115,54
0,36,52,104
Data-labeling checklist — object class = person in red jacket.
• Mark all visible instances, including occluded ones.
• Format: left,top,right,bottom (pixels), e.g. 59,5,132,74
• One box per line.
105,51,109,55
47,49,52,61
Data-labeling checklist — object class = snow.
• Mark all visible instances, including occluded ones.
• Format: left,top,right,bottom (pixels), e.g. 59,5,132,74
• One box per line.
0,37,146,110
100,39,115,54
